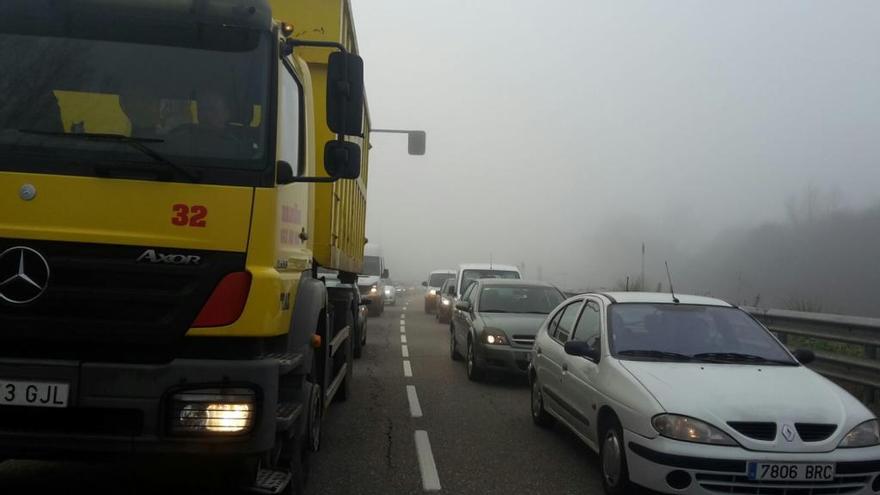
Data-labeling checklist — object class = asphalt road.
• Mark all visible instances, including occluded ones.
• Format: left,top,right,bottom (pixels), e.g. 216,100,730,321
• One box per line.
305,292,605,494
0,292,607,494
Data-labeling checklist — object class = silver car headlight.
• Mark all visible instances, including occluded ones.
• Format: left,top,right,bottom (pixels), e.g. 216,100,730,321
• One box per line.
839,419,880,448
482,328,508,345
652,414,737,446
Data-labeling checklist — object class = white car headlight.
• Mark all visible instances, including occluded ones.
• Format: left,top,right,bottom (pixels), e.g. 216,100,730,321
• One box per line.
482,328,508,345
839,419,880,448
384,287,392,294
441,298,450,306
370,285,377,294
429,289,437,295
652,414,737,446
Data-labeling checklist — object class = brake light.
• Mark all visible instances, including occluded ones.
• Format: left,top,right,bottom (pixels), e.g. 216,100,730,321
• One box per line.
192,272,252,327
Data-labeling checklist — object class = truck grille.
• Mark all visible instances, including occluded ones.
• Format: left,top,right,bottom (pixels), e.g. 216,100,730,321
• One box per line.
796,423,838,442
696,472,869,494
0,238,246,361
728,422,777,441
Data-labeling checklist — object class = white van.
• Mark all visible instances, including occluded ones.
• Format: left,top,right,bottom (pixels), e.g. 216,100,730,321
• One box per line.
454,263,521,298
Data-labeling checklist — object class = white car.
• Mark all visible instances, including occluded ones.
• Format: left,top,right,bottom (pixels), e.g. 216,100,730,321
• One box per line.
529,291,880,495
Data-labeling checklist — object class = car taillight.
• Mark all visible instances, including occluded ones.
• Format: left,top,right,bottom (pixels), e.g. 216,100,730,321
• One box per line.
192,272,251,327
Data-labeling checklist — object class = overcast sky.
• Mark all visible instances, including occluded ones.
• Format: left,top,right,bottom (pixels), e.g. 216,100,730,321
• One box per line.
351,0,880,288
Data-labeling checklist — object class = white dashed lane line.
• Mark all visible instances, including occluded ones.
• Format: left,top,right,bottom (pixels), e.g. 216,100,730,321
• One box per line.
414,430,442,492
406,385,423,418
402,345,409,358
401,334,407,344
400,325,406,333
403,360,413,377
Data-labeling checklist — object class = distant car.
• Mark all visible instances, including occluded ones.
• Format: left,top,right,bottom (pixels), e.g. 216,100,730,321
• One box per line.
435,278,457,324
423,269,455,313
529,291,880,495
383,280,397,306
450,279,565,380
358,244,388,316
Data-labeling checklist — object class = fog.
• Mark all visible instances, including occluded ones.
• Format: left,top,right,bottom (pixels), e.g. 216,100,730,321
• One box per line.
352,0,880,316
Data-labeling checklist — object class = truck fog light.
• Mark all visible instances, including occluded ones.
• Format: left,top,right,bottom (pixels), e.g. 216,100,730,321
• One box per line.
169,388,256,435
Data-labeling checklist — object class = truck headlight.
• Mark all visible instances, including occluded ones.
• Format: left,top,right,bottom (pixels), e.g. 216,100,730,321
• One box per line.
839,419,880,448
652,414,737,446
441,298,451,306
169,388,256,435
384,287,392,295
370,285,378,294
482,328,508,345
429,289,437,296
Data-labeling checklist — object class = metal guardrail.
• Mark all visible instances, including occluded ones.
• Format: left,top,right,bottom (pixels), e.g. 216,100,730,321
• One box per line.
743,306,880,406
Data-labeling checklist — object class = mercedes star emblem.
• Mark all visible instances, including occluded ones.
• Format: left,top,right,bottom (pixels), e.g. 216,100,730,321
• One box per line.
0,246,51,304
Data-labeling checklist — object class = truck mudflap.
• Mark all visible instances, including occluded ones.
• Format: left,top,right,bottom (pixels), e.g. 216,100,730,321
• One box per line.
0,357,279,458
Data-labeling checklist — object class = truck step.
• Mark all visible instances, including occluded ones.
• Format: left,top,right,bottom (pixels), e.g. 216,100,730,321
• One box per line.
276,400,304,432
262,352,304,375
245,468,292,495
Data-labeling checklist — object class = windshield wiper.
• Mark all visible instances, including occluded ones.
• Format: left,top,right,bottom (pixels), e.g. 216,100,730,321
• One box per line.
17,130,200,182
617,349,695,362
692,352,796,365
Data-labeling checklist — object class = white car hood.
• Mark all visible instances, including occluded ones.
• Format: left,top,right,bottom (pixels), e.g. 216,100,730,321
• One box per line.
619,361,860,452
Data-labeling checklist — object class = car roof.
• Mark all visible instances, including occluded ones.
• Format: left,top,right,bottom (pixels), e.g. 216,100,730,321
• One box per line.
590,291,733,307
458,263,520,272
429,269,456,275
476,279,557,288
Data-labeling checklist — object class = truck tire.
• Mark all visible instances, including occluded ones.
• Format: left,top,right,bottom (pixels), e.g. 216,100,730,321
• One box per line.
305,381,322,453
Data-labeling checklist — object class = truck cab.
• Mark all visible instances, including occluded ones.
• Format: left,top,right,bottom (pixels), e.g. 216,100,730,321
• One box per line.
0,0,369,491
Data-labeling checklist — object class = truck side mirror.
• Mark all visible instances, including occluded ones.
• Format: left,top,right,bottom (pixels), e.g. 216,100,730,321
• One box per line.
421,281,428,287
324,140,361,179
326,52,364,136
408,130,426,156
382,269,390,279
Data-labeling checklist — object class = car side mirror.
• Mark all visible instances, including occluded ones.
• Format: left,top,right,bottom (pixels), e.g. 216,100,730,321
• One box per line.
360,297,372,306
382,269,390,279
792,348,815,365
455,301,472,312
564,341,600,362
326,52,364,136
421,281,428,287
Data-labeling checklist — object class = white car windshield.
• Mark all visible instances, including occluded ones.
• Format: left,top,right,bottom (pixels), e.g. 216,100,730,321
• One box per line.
608,304,796,365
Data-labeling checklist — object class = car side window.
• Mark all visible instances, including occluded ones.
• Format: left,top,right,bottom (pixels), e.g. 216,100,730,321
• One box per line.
461,282,476,303
466,283,479,304
553,301,583,344
573,299,602,351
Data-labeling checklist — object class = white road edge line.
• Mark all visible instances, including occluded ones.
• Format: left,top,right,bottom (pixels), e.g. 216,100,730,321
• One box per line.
406,385,423,418
403,360,413,377
402,344,409,358
401,334,407,344
414,430,442,492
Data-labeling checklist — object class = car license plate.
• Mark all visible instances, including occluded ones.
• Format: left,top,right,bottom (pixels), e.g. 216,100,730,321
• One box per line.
747,462,834,482
0,379,69,408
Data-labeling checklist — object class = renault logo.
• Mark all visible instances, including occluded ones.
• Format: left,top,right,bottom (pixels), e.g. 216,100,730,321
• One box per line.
0,246,51,304
781,423,796,442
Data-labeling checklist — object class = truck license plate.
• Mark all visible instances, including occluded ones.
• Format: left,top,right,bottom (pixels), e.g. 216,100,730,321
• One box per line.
747,462,835,482
0,379,69,408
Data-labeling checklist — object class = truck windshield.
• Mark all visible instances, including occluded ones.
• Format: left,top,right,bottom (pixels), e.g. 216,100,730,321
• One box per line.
0,31,272,175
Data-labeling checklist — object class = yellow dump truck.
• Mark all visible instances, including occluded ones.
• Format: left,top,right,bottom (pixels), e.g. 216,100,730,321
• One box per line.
0,0,369,492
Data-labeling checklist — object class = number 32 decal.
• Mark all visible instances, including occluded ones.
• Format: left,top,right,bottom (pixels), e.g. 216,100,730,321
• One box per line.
172,204,208,227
